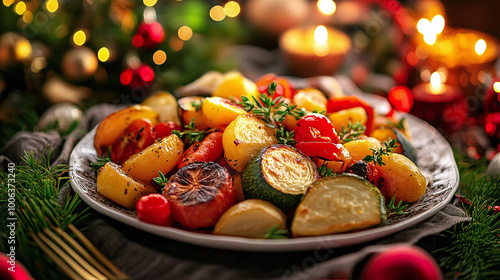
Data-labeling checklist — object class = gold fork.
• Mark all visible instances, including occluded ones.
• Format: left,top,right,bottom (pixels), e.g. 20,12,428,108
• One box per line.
31,224,130,280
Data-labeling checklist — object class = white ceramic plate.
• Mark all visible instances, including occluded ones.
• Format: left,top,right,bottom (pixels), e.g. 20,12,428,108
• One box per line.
69,110,458,252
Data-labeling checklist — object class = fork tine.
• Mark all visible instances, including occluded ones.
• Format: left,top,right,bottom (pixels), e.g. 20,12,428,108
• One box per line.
54,227,117,279
44,228,108,280
30,231,86,280
37,231,100,280
68,224,130,280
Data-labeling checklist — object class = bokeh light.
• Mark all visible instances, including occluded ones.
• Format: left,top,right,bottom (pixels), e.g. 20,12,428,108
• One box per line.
15,1,26,15
73,30,86,46
317,0,336,16
475,39,487,55
143,0,157,7
46,0,59,13
210,5,225,21
98,47,110,62
153,50,167,65
178,26,193,41
224,1,240,18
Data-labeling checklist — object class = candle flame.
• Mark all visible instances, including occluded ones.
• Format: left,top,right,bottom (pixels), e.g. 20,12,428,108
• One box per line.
317,0,336,16
314,25,328,43
475,39,487,55
493,82,500,93
416,18,431,35
430,72,442,87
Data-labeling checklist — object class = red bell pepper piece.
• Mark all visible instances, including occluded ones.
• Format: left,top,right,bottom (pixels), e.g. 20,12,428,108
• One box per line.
294,114,340,144
327,96,375,135
295,142,344,161
155,121,182,139
111,118,155,164
256,73,295,100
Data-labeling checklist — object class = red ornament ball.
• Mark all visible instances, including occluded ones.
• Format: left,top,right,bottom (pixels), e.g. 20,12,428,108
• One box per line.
120,63,155,89
360,245,442,280
388,86,413,113
484,78,500,115
133,22,165,50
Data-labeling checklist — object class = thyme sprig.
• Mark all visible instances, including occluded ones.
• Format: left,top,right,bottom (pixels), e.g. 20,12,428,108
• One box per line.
239,82,304,144
318,162,335,178
172,118,208,144
338,121,366,143
263,225,289,239
363,138,399,166
386,195,409,216
90,146,113,172
191,100,202,111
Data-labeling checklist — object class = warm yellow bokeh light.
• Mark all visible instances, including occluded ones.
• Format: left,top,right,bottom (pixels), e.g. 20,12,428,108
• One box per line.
15,1,26,15
475,39,487,55
210,5,226,21
430,72,442,87
143,0,157,7
22,10,33,23
423,32,437,45
153,50,167,65
73,30,87,46
317,0,336,16
178,26,193,41
15,40,32,60
224,1,240,17
417,18,431,35
493,82,500,93
314,25,328,44
98,47,110,62
46,0,59,13
431,15,445,35
3,0,15,7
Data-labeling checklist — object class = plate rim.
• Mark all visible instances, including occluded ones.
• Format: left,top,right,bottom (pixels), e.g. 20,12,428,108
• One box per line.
69,114,458,252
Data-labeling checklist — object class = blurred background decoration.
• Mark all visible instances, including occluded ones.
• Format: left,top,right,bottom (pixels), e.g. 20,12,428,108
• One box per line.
0,0,499,154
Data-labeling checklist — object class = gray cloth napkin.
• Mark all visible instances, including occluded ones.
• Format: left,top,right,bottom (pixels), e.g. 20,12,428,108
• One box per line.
1,103,471,279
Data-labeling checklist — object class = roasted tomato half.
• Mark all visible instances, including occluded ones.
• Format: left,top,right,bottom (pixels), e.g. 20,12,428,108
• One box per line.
162,162,236,229
111,118,155,164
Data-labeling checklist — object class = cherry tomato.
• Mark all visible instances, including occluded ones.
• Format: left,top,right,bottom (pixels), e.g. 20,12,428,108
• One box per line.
294,114,340,143
327,96,375,135
111,118,155,164
136,194,174,226
155,121,182,139
256,73,295,100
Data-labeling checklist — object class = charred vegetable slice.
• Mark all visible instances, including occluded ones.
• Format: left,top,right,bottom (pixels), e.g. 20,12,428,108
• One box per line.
97,162,157,209
291,174,386,237
242,144,319,210
213,199,288,238
163,162,236,229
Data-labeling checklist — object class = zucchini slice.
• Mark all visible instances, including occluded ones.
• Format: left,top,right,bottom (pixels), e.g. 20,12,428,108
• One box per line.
291,174,386,237
213,199,287,238
242,144,319,210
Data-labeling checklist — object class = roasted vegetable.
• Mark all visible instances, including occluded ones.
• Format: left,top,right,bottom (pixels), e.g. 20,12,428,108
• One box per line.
370,127,417,165
111,118,155,164
154,121,183,139
327,96,375,135
294,113,340,143
163,162,236,229
141,91,181,125
211,71,259,101
292,88,327,112
177,96,208,130
97,162,157,209
343,137,382,161
328,107,367,134
222,114,278,172
136,194,173,226
202,97,247,127
256,73,294,100
376,153,427,203
94,105,159,156
242,144,319,210
291,174,386,237
213,199,288,238
178,128,224,169
122,134,184,188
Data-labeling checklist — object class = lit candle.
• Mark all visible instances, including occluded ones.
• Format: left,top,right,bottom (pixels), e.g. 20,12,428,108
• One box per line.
279,25,351,77
411,71,467,134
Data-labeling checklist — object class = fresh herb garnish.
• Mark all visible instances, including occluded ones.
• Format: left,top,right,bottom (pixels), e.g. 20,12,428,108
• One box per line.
318,162,335,178
394,118,406,132
191,100,203,112
239,82,303,144
263,225,289,239
363,138,399,166
338,121,366,143
90,147,113,172
153,171,169,187
172,118,208,144
386,195,409,216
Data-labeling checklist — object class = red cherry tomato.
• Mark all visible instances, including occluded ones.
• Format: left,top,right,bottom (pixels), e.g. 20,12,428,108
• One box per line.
136,194,174,226
327,96,375,135
111,118,155,164
255,73,295,100
294,114,340,143
155,121,182,139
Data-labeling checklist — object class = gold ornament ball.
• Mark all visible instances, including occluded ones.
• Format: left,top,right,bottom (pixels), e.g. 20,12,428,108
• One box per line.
62,47,98,81
0,32,33,70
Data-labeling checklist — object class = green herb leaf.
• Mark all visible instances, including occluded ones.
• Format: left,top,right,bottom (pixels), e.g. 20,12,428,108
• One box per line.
338,121,366,143
386,195,409,216
172,118,208,144
263,225,289,239
153,171,169,187
191,100,203,112
90,147,112,173
363,138,399,166
318,162,335,178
